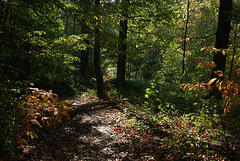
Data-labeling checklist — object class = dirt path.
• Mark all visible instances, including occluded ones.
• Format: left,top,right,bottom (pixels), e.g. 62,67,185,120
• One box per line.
22,95,156,161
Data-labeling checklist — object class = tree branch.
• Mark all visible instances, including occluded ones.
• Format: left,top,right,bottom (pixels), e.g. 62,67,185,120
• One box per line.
189,33,216,41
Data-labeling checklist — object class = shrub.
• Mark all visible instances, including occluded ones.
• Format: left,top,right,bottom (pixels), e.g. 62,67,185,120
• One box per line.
0,81,72,159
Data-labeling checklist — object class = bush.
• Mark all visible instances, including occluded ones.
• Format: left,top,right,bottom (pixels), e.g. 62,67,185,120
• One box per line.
0,81,72,159
143,82,206,113
0,81,31,157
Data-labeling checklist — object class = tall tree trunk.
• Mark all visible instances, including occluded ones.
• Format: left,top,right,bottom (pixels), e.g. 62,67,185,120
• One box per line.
117,0,128,87
182,0,190,75
211,0,232,79
94,0,105,99
81,18,89,80
208,0,232,99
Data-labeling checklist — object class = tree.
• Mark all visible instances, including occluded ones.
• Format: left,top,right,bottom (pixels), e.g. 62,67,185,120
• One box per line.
0,0,70,155
211,0,232,79
182,0,190,75
80,19,90,80
124,0,175,80
209,0,232,98
117,0,128,87
94,0,105,99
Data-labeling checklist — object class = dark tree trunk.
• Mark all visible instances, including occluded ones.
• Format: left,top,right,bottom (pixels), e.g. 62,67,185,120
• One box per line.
80,18,89,80
117,0,128,87
211,0,232,80
207,0,232,99
182,0,190,75
94,0,105,99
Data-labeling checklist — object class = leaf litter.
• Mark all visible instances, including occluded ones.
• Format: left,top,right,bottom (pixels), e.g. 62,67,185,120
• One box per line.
20,94,240,160
22,95,156,161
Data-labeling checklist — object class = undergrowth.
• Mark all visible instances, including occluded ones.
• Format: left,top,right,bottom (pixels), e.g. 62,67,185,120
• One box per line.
112,81,240,160
0,81,72,160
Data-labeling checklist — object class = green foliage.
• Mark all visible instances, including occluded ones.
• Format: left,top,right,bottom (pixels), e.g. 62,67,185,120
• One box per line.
0,0,80,97
116,79,149,100
124,82,239,160
28,34,88,96
143,81,206,114
0,81,30,156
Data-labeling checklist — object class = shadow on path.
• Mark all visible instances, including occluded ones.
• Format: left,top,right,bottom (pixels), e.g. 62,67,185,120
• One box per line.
23,105,156,161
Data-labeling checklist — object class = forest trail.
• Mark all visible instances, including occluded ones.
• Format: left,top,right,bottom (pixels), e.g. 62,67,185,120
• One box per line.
22,95,157,161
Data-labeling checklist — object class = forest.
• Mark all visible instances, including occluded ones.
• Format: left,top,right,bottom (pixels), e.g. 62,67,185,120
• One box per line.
0,0,240,160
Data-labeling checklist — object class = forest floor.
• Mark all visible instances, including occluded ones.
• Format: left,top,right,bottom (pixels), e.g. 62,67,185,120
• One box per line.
22,95,159,161
18,93,240,161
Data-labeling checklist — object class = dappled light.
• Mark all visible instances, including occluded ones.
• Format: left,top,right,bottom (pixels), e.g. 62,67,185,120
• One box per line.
1,0,240,160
